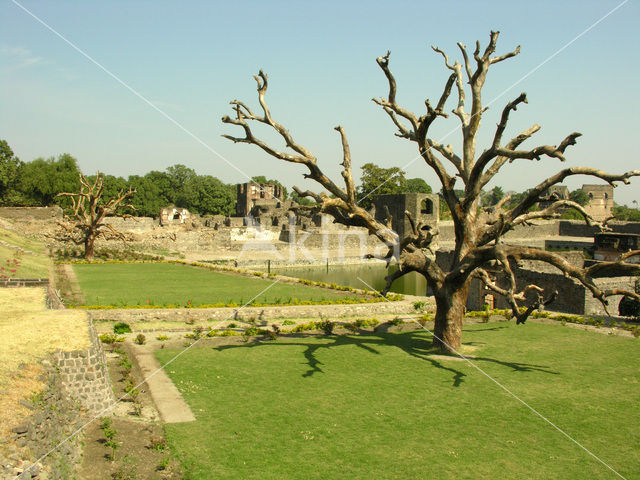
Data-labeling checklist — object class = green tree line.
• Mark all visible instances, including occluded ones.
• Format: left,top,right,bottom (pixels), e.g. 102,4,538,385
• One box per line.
0,140,238,217
2,140,638,220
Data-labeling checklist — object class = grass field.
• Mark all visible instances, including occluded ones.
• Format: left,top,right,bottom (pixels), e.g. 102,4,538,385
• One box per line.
72,262,363,306
0,227,49,278
157,322,640,479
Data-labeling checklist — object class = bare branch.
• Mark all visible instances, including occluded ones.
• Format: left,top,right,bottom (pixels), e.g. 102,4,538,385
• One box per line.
374,51,419,133
457,42,473,80
507,167,640,224
292,186,323,204
490,45,521,64
433,45,467,127
496,132,582,162
335,126,356,204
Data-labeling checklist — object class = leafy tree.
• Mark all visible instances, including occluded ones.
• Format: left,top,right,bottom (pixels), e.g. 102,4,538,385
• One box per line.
482,186,505,207
54,173,135,260
17,154,80,206
405,177,432,194
0,140,23,206
126,174,166,217
612,204,640,221
357,163,406,209
181,175,236,215
223,31,640,352
569,189,589,206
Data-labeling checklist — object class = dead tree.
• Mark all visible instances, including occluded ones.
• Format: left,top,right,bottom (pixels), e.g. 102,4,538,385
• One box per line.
55,173,136,260
223,31,640,353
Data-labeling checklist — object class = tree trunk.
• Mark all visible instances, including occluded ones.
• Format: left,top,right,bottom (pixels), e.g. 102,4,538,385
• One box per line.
432,282,469,353
84,234,95,261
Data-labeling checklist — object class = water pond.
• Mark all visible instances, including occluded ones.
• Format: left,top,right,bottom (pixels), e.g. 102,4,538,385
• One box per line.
265,263,428,296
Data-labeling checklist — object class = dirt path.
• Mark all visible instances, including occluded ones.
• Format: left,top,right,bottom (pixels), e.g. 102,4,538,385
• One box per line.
54,264,85,304
131,344,195,423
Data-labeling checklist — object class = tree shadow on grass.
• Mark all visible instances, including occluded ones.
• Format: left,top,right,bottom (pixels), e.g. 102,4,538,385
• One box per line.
214,331,559,387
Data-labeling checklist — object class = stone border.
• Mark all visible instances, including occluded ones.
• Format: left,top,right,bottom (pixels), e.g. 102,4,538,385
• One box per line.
89,299,422,325
0,277,49,287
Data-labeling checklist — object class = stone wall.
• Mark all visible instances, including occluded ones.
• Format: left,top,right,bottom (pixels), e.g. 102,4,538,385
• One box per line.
88,300,418,325
102,216,157,233
558,220,640,237
438,220,561,243
0,278,49,288
586,277,638,316
436,249,637,316
4,364,86,480
0,206,62,221
51,317,115,413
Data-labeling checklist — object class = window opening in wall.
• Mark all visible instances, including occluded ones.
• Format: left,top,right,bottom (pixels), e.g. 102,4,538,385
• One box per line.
421,199,433,215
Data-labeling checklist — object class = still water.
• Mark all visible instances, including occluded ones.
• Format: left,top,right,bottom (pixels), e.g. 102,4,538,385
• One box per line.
266,263,427,296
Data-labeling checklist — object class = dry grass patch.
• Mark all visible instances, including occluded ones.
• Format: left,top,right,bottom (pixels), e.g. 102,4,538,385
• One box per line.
0,287,89,388
0,287,89,458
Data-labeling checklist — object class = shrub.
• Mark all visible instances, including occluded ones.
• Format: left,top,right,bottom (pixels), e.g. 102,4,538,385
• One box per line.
99,333,124,344
413,301,427,311
156,334,169,341
134,334,146,345
244,326,262,336
113,322,132,334
119,357,133,374
282,320,295,326
99,417,118,461
149,435,167,451
319,320,335,335
156,456,171,472
343,322,358,334
389,317,403,327
185,327,204,340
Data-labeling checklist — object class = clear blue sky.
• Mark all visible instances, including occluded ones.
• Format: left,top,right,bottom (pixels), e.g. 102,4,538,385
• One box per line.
1,0,639,205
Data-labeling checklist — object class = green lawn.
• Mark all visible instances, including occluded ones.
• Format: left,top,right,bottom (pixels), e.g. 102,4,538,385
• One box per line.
157,322,640,479
72,262,361,306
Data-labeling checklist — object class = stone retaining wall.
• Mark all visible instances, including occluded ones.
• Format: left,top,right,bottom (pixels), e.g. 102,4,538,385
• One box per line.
51,318,115,413
3,364,86,480
0,206,62,221
0,278,49,288
88,300,420,325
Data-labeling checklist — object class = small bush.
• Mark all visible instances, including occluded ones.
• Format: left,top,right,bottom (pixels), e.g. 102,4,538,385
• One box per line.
156,455,171,472
113,322,132,334
156,334,169,341
413,301,427,311
389,317,403,327
134,334,146,345
244,326,262,336
282,320,295,326
99,333,124,344
149,435,167,451
185,327,204,340
120,357,133,374
343,322,358,334
319,320,335,335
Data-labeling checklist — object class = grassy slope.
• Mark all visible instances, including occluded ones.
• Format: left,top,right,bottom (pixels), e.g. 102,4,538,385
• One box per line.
158,322,640,480
0,227,49,278
72,262,360,306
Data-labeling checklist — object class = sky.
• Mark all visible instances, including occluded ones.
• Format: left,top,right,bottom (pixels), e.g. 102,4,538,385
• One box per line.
1,0,639,206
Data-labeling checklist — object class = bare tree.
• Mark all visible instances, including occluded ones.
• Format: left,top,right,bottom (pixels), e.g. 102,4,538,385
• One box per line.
55,173,136,260
223,31,640,352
